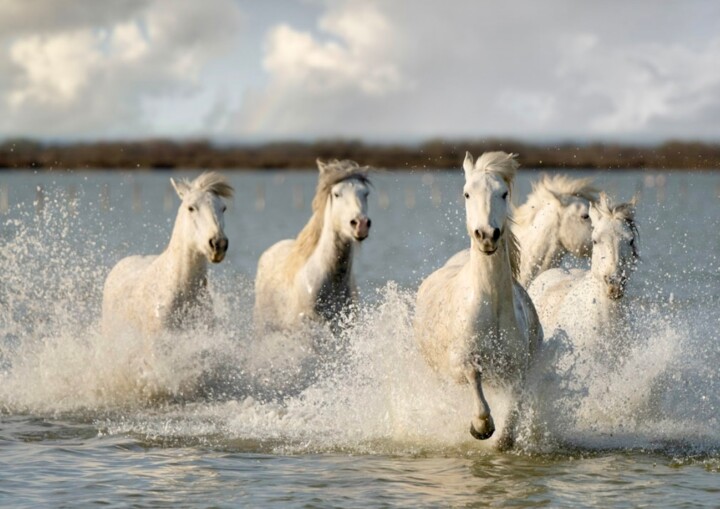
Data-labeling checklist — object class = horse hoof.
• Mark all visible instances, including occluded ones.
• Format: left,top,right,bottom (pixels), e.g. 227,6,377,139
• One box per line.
470,417,495,440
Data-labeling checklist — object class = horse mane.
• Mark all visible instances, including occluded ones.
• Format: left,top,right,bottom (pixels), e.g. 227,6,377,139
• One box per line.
466,151,521,279
189,171,235,198
514,174,598,229
285,159,371,279
469,151,520,191
505,221,522,281
594,192,640,258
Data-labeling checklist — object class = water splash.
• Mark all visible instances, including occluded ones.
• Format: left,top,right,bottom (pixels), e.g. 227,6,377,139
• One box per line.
1,189,719,458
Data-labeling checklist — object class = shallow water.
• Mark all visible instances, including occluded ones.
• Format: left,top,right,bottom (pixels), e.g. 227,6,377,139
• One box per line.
1,169,719,507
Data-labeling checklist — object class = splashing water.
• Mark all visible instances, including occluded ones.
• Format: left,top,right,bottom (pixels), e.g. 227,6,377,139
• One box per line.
1,180,719,459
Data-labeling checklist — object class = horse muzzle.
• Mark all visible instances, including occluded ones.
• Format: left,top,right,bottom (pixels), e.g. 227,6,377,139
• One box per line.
351,216,371,241
209,236,228,263
473,227,501,255
604,275,627,300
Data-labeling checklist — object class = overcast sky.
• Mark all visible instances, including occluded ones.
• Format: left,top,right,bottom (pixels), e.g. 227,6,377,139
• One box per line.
1,0,719,142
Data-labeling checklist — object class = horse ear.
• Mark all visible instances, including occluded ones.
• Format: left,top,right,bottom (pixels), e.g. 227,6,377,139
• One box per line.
316,159,329,174
628,192,640,209
589,202,601,224
463,151,474,174
170,178,190,199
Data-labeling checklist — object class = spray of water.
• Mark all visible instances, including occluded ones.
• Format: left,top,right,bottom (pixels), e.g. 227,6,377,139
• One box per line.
1,190,719,457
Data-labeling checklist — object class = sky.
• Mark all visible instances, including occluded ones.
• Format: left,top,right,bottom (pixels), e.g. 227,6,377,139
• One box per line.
1,0,719,143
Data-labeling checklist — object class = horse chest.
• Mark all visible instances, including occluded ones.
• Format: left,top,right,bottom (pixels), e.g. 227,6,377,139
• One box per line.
462,295,526,380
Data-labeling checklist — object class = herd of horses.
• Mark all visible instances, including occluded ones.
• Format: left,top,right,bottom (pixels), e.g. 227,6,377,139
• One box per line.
101,151,639,448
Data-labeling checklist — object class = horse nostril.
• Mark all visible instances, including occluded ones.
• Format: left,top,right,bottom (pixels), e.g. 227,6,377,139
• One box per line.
367,219,372,228
209,238,216,250
350,219,358,227
492,228,501,242
474,229,482,240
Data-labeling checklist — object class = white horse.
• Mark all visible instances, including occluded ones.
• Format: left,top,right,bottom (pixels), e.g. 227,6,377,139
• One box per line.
528,193,639,349
514,174,598,287
254,159,371,331
414,151,542,443
102,172,234,336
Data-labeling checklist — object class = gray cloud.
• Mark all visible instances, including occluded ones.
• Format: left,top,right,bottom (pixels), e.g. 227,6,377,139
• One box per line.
0,0,242,138
233,0,720,142
1,0,719,141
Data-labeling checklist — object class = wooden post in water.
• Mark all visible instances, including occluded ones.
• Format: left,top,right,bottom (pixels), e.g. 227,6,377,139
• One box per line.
255,182,266,211
377,189,390,210
67,184,78,215
655,174,666,204
404,186,416,209
100,184,110,211
35,185,44,214
164,183,174,212
293,184,304,210
0,183,8,214
132,182,142,212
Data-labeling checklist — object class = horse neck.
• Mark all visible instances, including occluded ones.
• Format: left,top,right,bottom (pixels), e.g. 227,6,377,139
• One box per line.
161,213,208,292
305,202,354,282
586,273,624,323
468,236,516,312
520,205,564,282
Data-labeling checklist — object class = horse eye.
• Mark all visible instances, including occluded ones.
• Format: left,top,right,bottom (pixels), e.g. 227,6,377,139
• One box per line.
502,191,508,200
464,192,469,199
581,213,590,220
592,240,598,245
629,238,634,246
188,206,195,212
333,192,340,198
222,205,227,212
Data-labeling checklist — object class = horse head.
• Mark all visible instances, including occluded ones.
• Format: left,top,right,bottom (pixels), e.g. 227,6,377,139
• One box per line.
462,151,518,255
538,175,598,258
589,192,639,299
317,159,372,242
171,172,234,263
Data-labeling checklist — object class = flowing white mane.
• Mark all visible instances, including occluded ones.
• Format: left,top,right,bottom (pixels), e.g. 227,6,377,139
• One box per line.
467,151,520,190
515,174,597,229
177,171,235,198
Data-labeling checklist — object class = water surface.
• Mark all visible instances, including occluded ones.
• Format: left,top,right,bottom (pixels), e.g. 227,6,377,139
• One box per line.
1,169,719,507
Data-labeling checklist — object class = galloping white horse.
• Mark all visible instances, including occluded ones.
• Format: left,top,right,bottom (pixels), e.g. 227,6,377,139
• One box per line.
414,151,542,443
102,172,234,336
254,159,371,331
514,175,598,287
528,193,639,347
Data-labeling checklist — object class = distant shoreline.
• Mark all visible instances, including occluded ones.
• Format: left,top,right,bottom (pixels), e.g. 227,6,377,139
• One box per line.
1,138,719,171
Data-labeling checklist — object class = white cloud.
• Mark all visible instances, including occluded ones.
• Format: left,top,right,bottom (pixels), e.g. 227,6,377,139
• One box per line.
234,0,720,142
0,0,242,138
2,0,720,141
9,31,100,106
263,2,406,96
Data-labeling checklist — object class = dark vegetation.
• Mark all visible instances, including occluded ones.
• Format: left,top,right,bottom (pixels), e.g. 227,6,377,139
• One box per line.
1,138,719,170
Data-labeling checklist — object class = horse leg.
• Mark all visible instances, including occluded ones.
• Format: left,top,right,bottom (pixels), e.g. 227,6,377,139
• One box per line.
465,360,495,440
496,401,518,451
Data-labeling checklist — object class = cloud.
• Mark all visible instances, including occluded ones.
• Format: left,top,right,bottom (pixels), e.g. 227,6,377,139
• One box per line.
235,0,720,142
2,0,720,141
0,0,242,138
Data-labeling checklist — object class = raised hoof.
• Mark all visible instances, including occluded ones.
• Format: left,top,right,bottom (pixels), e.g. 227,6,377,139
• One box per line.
470,418,495,440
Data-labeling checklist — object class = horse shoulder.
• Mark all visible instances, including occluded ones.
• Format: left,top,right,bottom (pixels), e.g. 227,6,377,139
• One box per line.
527,267,583,335
444,248,470,268
415,257,470,372
102,254,160,333
254,239,297,329
512,282,543,357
